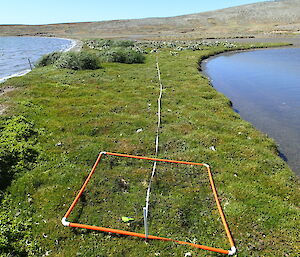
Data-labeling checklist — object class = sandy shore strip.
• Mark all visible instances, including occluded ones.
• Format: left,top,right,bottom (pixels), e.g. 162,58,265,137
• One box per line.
0,69,31,84
67,39,83,52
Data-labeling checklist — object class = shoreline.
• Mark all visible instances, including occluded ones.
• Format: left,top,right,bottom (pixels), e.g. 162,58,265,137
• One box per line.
205,35,300,48
1,36,297,85
0,37,82,85
200,36,300,71
200,46,300,177
0,69,31,84
200,46,298,75
62,38,83,52
0,37,82,115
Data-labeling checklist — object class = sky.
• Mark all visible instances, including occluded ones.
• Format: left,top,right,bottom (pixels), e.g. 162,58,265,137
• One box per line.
1,0,272,25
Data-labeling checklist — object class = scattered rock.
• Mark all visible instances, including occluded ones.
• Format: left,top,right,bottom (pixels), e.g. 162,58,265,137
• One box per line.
117,178,129,193
136,128,143,133
170,51,178,56
0,105,7,115
43,250,52,256
0,86,16,115
209,146,216,151
0,86,15,96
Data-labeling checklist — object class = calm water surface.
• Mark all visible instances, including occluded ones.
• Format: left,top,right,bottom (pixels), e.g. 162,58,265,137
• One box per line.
204,48,300,176
0,37,73,83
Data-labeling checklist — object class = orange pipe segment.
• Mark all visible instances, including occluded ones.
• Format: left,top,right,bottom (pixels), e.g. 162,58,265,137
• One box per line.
105,152,206,166
69,222,229,255
64,152,103,218
206,165,235,248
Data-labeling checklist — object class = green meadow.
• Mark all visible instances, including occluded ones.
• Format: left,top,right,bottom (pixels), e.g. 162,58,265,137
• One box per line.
0,40,299,256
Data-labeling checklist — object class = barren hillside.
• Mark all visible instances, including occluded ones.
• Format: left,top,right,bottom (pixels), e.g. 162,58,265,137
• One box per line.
1,0,300,39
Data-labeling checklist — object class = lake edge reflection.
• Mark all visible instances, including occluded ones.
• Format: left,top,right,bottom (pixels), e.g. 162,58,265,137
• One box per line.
203,48,300,176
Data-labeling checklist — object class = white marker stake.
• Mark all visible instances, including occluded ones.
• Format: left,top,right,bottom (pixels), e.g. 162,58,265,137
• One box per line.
143,207,149,239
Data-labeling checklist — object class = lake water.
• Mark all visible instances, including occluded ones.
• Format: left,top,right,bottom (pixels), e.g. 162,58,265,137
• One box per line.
204,48,300,176
0,37,74,83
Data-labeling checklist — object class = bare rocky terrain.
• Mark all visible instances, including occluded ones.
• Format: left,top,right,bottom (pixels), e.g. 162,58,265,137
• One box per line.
1,0,300,40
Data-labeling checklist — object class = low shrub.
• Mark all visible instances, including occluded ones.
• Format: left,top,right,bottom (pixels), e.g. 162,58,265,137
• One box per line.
99,48,145,64
0,116,40,254
86,39,134,48
0,195,39,256
0,116,39,190
36,51,63,67
113,40,134,47
55,51,100,70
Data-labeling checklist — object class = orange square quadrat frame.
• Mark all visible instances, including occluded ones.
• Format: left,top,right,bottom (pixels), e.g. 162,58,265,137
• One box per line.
61,151,236,255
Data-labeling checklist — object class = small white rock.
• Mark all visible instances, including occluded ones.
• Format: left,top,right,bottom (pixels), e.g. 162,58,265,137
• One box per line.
209,146,216,151
136,128,143,133
44,250,51,256
185,252,192,257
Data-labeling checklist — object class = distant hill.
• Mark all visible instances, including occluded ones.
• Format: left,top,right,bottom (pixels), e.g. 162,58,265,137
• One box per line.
1,0,300,40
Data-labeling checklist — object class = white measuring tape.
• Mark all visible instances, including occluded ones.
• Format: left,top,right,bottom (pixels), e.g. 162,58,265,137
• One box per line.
143,58,163,239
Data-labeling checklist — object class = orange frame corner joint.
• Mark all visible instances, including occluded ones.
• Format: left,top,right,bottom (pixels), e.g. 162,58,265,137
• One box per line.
62,151,236,255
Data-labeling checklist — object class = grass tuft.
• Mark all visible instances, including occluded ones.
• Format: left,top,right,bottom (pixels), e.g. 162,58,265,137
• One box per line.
36,51,63,67
98,47,146,64
55,51,101,70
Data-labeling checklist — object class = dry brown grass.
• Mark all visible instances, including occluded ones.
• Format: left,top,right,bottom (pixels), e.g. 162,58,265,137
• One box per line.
1,0,300,40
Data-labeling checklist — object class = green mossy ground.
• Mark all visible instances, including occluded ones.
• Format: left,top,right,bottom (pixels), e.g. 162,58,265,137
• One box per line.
0,42,299,256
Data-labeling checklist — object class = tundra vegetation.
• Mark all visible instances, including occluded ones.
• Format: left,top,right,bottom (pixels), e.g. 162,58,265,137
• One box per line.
0,39,299,256
37,51,100,70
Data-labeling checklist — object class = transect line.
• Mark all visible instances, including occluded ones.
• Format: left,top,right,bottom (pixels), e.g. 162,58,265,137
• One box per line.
143,58,163,238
